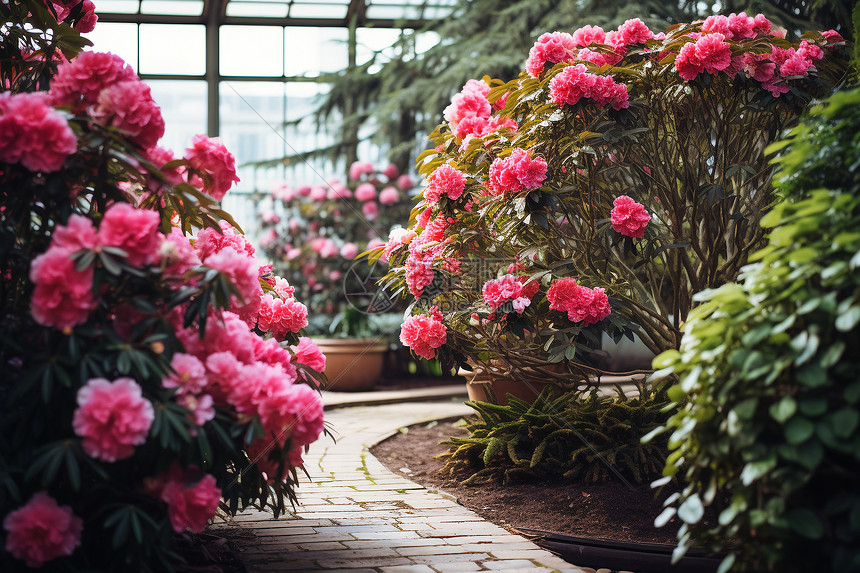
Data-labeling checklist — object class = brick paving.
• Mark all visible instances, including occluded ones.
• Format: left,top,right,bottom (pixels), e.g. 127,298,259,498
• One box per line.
217,400,591,572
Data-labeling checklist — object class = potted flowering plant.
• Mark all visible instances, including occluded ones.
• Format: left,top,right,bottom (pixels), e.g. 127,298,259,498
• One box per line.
378,13,849,401
0,1,327,570
259,162,416,390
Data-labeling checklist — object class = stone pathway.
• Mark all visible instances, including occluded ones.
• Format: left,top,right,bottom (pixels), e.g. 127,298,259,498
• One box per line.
218,399,591,573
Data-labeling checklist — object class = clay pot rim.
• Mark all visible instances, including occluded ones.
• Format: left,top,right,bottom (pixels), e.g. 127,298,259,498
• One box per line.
311,337,388,353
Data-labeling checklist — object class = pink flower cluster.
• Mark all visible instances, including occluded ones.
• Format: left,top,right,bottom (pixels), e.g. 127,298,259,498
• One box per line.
30,205,162,329
257,291,309,342
381,227,416,262
349,160,375,180
184,134,241,201
174,310,324,467
405,214,451,298
701,12,772,39
0,92,77,172
610,195,650,238
72,377,155,462
51,51,165,149
292,337,327,375
550,64,629,110
547,278,611,326
3,492,83,567
487,148,547,196
675,33,733,81
443,79,515,141
526,31,577,77
425,163,466,204
482,274,531,314
400,310,447,360
148,464,222,533
51,0,98,32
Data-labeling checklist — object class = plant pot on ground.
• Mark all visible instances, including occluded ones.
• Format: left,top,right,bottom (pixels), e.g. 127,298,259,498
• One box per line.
312,307,391,391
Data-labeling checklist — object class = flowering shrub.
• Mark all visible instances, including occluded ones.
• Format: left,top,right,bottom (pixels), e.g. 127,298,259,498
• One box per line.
0,2,325,570
380,14,848,386
259,162,416,325
648,88,860,573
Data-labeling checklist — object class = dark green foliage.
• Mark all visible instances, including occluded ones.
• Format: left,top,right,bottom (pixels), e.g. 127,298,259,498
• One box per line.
442,383,671,485
650,87,860,572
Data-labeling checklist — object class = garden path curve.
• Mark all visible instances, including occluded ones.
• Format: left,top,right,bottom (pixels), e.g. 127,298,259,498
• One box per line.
219,398,595,573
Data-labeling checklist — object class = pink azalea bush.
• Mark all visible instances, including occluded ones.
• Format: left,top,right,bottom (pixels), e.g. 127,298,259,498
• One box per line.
259,162,417,326
379,14,847,388
0,5,326,570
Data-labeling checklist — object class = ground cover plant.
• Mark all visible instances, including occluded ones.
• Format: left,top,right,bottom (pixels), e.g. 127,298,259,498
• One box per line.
442,383,671,486
380,13,849,389
0,1,327,570
648,85,860,572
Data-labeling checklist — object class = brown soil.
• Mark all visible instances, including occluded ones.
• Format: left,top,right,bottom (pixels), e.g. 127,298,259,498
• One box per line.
370,418,681,545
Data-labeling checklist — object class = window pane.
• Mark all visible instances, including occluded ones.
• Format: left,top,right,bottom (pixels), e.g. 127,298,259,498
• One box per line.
289,2,349,19
140,0,203,15
140,25,205,75
95,0,139,13
220,26,284,77
356,27,401,71
284,27,348,77
226,2,289,17
146,80,207,156
84,23,139,71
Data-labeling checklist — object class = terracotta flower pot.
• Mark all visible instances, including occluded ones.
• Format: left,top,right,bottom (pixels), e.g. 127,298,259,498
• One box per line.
459,363,567,406
312,338,388,392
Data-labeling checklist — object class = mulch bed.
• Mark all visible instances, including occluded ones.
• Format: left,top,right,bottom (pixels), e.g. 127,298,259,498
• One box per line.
370,418,682,545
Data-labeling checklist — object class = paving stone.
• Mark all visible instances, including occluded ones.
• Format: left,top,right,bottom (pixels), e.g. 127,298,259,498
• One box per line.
378,565,436,573
429,563,484,572
396,545,484,557
350,530,422,540
316,556,413,569
488,549,560,560
408,553,491,564
481,560,544,570
340,538,442,549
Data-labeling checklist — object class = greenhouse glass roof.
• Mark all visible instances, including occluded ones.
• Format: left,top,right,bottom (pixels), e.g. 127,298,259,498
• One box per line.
96,0,457,25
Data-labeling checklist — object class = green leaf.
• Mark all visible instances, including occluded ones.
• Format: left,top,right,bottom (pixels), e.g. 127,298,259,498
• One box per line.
677,494,704,524
828,408,859,439
716,553,736,573
785,417,815,445
769,396,797,423
787,509,824,539
740,455,777,486
835,306,860,332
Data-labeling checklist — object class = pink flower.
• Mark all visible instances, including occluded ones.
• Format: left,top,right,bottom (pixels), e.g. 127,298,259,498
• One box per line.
354,182,377,202
3,492,83,567
397,174,414,190
547,278,611,326
610,195,650,238
258,383,324,447
92,80,165,149
821,29,843,43
183,134,240,200
405,250,437,298
292,337,326,373
675,41,704,81
487,148,547,195
348,160,374,181
72,377,155,462
701,15,730,37
379,185,400,205
367,237,386,251
400,314,447,360
163,353,207,394
617,18,654,45
382,162,399,179
576,48,622,67
176,393,215,426
572,25,606,47
99,203,162,266
30,246,96,329
797,40,824,62
482,274,527,311
52,213,97,251
257,295,308,341
144,145,184,191
696,33,732,74
526,31,577,77
195,220,256,260
780,53,812,77
74,0,98,32
340,242,359,260
327,183,352,199
362,200,379,221
157,465,221,533
309,185,327,201
415,207,432,229
205,248,263,322
727,12,756,40
161,227,201,276
425,164,466,203
50,51,137,110
0,92,77,172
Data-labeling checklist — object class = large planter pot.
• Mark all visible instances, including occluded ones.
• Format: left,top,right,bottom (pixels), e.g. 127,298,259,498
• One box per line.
312,338,388,392
460,363,570,406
